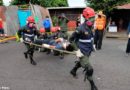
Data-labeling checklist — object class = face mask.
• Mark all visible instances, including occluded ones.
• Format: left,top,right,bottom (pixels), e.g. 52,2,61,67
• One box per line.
28,23,34,28
86,17,95,27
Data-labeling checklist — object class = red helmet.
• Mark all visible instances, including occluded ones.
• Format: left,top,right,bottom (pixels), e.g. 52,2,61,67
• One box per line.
55,26,61,31
51,27,57,33
39,28,45,33
82,7,95,19
27,16,35,23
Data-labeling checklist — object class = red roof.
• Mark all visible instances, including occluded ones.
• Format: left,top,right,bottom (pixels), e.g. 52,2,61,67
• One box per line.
117,3,130,9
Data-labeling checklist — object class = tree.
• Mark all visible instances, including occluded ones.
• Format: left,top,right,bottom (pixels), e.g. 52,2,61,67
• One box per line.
39,0,68,7
10,0,68,7
0,0,3,5
86,0,130,17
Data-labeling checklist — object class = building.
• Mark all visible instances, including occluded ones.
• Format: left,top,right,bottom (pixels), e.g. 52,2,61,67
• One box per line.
111,3,130,32
48,7,85,31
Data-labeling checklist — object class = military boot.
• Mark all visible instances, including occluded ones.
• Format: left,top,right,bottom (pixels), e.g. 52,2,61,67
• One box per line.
29,53,37,65
90,80,98,90
24,52,28,59
70,61,81,77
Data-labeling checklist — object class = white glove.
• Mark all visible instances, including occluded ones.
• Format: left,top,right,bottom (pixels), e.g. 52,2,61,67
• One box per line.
75,49,84,57
128,33,130,38
34,36,38,41
93,44,96,51
20,38,24,42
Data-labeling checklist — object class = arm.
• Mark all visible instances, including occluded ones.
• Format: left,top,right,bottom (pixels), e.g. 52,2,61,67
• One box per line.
69,28,80,43
42,44,55,49
17,26,26,38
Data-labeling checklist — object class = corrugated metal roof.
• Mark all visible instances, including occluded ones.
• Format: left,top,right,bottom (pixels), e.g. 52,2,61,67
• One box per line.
47,7,86,10
117,3,130,9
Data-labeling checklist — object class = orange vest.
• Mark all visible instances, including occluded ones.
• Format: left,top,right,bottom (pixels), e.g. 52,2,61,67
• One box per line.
95,17,106,30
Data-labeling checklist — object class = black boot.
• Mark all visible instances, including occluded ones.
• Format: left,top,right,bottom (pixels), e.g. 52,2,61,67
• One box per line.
24,52,28,59
29,51,37,65
85,67,98,90
90,80,98,90
30,56,37,65
70,61,81,78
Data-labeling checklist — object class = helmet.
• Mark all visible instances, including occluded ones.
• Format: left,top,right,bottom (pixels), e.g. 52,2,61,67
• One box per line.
51,27,57,33
82,7,95,19
27,16,35,23
55,26,61,31
39,28,45,33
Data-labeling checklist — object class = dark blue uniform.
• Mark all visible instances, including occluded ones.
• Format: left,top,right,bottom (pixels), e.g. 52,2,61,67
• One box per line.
70,21,97,90
18,25,38,65
70,22,94,56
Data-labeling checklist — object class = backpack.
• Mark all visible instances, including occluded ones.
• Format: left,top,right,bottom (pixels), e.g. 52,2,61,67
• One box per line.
43,19,51,28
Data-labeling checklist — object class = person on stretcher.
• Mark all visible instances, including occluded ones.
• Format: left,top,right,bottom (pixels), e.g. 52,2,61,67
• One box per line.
44,38,73,51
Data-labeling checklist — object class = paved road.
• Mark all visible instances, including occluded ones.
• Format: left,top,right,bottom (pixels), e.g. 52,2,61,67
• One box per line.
0,38,130,90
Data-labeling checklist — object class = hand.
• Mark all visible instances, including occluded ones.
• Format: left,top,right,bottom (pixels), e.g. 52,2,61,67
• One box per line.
93,44,96,51
20,38,24,42
128,34,130,38
75,49,84,57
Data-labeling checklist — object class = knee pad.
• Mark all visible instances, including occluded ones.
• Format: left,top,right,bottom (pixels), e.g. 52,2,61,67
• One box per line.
86,67,93,76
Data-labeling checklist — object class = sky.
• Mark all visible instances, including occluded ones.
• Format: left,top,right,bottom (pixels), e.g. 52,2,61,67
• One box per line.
3,0,11,6
3,0,87,7
67,0,86,7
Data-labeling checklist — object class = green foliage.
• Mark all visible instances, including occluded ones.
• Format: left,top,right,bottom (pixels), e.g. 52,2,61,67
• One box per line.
10,0,68,7
86,0,130,16
33,0,68,7
0,0,3,5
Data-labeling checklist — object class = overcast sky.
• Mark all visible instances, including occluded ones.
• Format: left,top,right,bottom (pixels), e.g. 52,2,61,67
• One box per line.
3,0,86,7
3,0,11,6
67,0,86,7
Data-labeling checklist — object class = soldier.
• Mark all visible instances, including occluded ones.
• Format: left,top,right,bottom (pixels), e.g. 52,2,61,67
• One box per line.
17,16,38,65
69,7,98,90
57,13,69,39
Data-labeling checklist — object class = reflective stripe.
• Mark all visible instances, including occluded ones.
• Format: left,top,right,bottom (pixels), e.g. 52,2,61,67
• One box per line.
79,39,92,43
91,38,94,41
24,34,34,37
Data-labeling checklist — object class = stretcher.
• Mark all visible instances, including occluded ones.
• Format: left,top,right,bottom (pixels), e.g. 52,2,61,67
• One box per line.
23,41,76,55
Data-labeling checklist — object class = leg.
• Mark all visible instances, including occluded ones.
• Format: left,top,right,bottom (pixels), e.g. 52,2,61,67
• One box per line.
26,44,37,65
80,56,98,90
126,38,130,54
28,47,37,65
84,65,98,90
23,43,30,59
97,30,103,50
70,61,81,77
60,52,64,59
94,30,99,49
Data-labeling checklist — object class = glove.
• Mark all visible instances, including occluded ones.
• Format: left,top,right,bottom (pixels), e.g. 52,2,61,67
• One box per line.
128,33,130,38
93,44,96,51
34,36,38,41
20,38,24,43
75,49,84,57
